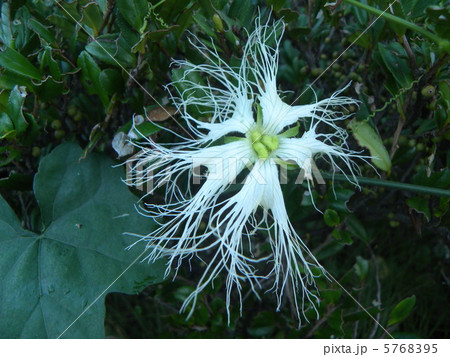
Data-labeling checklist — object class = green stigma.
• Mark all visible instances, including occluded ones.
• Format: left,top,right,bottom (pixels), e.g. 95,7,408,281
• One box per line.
249,128,279,159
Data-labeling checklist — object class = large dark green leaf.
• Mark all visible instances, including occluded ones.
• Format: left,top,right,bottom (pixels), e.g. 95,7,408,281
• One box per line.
116,0,149,31
0,47,41,80
28,18,56,45
378,42,412,89
228,0,254,27
266,0,286,12
0,143,165,338
85,33,136,68
80,2,103,36
77,51,109,107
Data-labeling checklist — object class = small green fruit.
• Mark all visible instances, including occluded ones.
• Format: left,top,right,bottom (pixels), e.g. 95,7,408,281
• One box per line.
421,85,435,98
32,146,41,157
74,112,82,122
67,105,77,117
311,68,323,77
51,120,62,130
54,129,66,140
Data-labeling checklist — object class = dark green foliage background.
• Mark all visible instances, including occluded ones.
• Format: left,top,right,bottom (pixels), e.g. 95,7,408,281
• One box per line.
0,0,448,338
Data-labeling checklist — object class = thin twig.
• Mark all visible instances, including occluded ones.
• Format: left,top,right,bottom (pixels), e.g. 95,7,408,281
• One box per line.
305,305,340,338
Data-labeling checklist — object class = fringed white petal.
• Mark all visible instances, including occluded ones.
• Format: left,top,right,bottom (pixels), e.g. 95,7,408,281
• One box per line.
246,17,359,136
181,160,269,320
126,140,257,313
168,35,254,144
277,129,366,189
260,159,323,323
258,84,359,135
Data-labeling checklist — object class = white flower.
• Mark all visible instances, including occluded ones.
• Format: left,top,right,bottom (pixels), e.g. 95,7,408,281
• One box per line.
126,16,366,324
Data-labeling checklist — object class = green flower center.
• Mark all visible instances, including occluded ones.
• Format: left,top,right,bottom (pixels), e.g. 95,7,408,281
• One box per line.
250,128,279,159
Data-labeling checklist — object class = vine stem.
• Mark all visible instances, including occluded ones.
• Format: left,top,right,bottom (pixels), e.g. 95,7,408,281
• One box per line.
342,0,450,53
321,173,450,197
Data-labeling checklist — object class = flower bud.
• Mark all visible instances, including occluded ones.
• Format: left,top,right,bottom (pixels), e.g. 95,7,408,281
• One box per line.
213,14,224,32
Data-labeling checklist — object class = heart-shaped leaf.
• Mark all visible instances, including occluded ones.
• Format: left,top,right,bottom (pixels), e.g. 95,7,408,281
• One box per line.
0,143,164,338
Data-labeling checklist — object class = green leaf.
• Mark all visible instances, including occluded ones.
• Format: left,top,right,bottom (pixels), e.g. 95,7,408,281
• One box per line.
426,5,450,38
346,214,371,244
146,26,178,42
321,289,342,305
349,120,391,172
85,33,136,68
33,76,66,102
99,69,123,96
193,12,216,37
134,121,161,138
158,0,191,24
387,1,406,36
348,0,369,26
223,136,244,144
38,47,62,80
57,0,82,23
266,0,286,12
406,196,431,221
0,143,165,338
324,208,340,227
172,4,198,40
325,187,354,212
0,112,13,138
47,14,83,41
7,85,28,135
81,2,103,36
345,306,380,322
28,18,56,45
289,14,311,37
411,167,450,189
77,51,109,107
247,311,276,337
278,9,299,23
388,295,416,326
347,30,371,49
116,0,149,31
0,146,20,166
229,0,254,27
0,2,13,47
353,256,369,281
0,172,32,190
378,42,412,89
332,229,353,244
0,47,41,80
279,123,299,138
